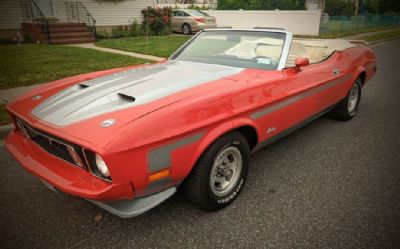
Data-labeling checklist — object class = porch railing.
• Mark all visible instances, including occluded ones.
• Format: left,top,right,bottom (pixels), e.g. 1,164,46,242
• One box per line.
19,0,51,43
64,2,97,39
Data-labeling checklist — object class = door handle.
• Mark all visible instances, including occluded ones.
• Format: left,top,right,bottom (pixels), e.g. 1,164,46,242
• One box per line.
333,68,341,75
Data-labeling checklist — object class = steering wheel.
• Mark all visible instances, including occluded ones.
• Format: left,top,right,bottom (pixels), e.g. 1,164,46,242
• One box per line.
252,56,278,66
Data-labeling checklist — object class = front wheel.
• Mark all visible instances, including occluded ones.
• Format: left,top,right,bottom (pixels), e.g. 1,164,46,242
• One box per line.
332,78,362,121
182,131,250,211
182,23,192,35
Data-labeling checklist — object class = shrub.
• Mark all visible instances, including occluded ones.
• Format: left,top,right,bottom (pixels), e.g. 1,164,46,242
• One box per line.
111,26,132,38
22,34,33,43
129,19,145,37
96,31,110,39
142,7,172,36
0,38,13,44
96,19,146,39
325,0,355,16
187,4,210,10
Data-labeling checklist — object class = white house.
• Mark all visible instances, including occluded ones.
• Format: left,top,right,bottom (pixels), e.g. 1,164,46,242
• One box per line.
0,0,156,41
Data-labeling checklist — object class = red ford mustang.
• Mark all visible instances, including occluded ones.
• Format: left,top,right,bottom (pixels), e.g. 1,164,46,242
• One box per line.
5,29,377,218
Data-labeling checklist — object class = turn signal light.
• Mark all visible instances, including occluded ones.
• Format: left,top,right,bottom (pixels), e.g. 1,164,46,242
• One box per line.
148,169,170,182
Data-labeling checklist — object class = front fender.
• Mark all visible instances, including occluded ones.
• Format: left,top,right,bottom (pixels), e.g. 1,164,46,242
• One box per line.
184,117,261,178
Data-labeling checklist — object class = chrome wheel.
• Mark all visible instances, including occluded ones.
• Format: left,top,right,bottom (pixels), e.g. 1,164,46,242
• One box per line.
182,24,191,35
348,83,359,115
210,147,242,196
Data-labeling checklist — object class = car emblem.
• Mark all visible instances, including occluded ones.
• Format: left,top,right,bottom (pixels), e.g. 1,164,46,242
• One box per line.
266,127,277,134
101,119,115,128
32,95,42,100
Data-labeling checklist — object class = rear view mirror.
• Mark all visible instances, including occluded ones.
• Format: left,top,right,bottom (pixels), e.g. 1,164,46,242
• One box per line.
295,57,310,68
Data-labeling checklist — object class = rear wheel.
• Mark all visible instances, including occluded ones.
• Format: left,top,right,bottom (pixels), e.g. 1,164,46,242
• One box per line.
332,78,362,121
182,132,249,211
182,23,192,35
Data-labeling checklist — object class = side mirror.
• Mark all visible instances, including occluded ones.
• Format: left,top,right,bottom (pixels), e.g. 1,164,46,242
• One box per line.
295,57,310,68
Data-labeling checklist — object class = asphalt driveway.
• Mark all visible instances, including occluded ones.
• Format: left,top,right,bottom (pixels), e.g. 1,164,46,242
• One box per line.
1,39,399,249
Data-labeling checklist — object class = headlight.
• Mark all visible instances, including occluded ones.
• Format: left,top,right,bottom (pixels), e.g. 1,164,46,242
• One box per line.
83,150,112,181
95,154,110,177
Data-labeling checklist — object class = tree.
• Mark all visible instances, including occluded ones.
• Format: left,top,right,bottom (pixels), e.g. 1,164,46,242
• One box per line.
365,0,380,13
325,0,355,16
377,0,400,14
218,0,306,10
365,0,400,14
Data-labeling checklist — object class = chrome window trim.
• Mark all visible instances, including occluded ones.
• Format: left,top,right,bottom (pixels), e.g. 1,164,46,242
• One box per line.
169,31,202,60
277,31,293,70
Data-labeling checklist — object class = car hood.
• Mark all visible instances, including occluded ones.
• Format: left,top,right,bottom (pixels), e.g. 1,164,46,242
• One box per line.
31,61,243,127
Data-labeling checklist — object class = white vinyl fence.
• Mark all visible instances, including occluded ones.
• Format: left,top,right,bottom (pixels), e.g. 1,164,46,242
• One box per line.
204,10,322,36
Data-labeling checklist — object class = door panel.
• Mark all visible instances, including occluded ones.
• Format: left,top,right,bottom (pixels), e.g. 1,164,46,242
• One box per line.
247,71,292,142
318,52,352,106
282,54,351,130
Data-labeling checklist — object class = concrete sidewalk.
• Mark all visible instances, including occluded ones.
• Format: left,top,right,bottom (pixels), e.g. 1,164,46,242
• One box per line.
0,84,40,104
70,43,166,62
0,85,40,139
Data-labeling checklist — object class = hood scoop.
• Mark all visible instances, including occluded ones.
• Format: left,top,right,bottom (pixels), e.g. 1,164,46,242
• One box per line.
117,93,136,103
78,83,90,89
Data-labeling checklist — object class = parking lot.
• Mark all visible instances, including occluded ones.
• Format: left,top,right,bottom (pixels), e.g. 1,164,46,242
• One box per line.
1,38,400,249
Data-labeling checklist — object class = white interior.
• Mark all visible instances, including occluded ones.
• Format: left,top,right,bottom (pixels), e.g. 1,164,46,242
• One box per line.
223,36,355,69
285,39,355,67
225,37,284,62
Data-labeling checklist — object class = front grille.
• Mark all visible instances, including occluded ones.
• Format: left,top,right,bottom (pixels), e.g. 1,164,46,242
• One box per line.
15,117,86,169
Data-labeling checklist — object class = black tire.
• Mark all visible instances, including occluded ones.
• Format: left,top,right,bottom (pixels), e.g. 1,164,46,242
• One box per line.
331,78,362,121
182,23,192,35
181,131,250,211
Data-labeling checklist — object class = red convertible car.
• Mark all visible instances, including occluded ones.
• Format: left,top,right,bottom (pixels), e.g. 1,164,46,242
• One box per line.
5,29,376,218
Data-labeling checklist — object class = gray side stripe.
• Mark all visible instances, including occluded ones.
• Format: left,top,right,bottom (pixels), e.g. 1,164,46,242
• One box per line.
148,132,204,173
251,104,337,153
250,74,353,120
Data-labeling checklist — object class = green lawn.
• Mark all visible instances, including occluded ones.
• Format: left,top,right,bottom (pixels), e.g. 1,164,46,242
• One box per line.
0,44,147,90
320,26,399,39
95,36,191,58
361,29,400,42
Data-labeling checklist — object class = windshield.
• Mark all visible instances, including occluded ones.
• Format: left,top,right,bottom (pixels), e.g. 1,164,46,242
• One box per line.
172,31,286,70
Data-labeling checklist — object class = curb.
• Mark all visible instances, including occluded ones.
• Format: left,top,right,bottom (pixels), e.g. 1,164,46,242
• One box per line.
346,39,370,46
367,35,400,45
0,124,12,140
